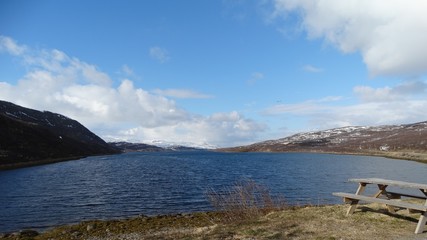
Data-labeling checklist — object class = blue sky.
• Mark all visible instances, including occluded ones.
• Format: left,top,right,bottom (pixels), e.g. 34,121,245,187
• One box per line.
1,0,427,147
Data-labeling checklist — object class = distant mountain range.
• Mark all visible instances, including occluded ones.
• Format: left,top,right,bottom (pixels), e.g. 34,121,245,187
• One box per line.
220,121,427,162
109,141,208,152
3,99,427,170
0,100,120,170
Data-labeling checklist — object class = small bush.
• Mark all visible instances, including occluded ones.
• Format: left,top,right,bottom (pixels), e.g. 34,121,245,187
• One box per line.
206,179,287,223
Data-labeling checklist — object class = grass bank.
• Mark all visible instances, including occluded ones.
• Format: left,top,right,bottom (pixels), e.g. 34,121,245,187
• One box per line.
2,203,427,240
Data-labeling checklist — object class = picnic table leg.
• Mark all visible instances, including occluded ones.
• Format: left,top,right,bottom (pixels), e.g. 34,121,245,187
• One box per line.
415,190,427,234
346,183,367,215
373,184,395,213
415,212,427,234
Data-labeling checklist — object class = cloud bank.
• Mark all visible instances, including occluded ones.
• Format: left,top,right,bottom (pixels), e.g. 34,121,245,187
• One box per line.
263,80,427,131
272,0,427,77
0,36,265,147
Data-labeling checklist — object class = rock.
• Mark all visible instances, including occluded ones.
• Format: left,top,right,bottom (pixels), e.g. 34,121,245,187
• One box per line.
86,224,94,232
19,229,39,237
70,230,82,239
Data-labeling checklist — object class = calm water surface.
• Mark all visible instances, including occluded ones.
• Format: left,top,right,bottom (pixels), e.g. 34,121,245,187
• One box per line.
1,151,427,233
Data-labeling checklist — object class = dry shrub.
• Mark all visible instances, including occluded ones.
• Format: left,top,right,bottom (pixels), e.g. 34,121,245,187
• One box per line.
206,179,287,223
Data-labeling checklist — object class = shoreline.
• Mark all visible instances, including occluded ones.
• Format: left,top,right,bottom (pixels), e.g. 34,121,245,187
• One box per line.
2,149,426,171
2,203,425,239
0,153,121,171
219,149,427,164
0,156,85,171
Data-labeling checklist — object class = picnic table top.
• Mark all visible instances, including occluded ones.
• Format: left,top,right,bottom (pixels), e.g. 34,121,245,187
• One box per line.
349,178,427,190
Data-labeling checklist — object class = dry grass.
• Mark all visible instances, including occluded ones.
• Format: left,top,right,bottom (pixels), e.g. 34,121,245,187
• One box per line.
206,180,287,223
3,203,427,240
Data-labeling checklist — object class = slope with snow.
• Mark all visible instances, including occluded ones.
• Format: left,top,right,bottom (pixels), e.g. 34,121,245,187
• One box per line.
221,122,427,155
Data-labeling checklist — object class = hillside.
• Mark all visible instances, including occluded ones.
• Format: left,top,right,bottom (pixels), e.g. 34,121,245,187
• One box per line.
109,142,165,152
109,141,209,152
0,100,119,169
221,121,427,161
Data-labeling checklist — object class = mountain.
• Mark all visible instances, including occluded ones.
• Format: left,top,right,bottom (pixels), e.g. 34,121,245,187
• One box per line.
220,121,427,161
147,140,217,150
109,141,209,152
0,100,120,169
109,142,165,152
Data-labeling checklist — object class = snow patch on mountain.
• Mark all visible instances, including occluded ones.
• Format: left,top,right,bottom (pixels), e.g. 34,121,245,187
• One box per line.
244,121,427,151
146,140,217,149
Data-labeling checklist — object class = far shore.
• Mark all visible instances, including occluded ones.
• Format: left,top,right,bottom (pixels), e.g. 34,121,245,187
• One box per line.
2,149,427,171
298,150,427,164
218,149,427,164
314,150,427,164
0,153,119,171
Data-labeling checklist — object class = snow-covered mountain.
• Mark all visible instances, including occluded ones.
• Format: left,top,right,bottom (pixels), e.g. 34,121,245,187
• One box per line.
220,121,427,158
147,140,217,150
109,140,215,152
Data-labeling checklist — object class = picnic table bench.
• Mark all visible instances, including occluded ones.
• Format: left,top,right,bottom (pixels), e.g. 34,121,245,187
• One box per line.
333,178,427,234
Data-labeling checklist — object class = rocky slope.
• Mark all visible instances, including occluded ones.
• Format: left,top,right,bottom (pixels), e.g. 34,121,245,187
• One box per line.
0,100,119,169
221,121,427,159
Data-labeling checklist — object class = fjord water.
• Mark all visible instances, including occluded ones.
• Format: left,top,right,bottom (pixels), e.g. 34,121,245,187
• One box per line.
1,151,427,233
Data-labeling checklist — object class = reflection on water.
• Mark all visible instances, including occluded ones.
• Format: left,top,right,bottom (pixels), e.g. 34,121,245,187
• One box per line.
0,151,426,232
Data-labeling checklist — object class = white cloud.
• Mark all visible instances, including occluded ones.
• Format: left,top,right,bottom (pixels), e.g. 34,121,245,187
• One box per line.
0,36,26,55
262,95,342,115
112,111,266,147
354,81,427,102
263,102,326,117
272,0,427,77
353,86,395,103
153,89,213,99
149,46,170,63
247,72,264,85
302,64,323,73
263,87,427,131
0,36,265,147
121,64,134,76
79,62,112,86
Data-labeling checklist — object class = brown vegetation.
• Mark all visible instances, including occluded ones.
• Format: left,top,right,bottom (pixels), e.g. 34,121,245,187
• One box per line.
206,179,287,223
2,203,426,240
219,121,427,163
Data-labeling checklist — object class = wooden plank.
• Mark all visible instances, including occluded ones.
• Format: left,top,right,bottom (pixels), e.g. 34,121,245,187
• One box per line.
332,192,427,212
386,191,427,200
349,178,427,190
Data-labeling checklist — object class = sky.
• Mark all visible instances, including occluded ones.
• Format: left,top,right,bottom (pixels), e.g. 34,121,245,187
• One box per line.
1,0,427,148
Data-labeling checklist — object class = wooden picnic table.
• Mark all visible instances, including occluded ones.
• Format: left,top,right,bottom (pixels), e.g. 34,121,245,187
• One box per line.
333,178,427,234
